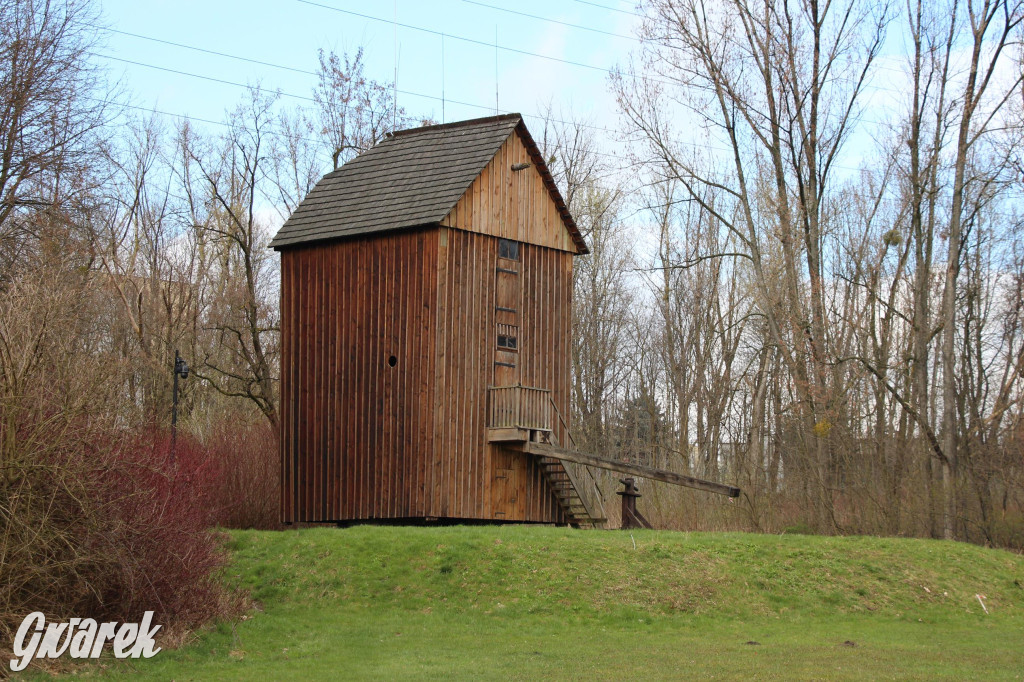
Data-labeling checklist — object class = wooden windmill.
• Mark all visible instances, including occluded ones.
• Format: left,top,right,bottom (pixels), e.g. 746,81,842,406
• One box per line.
271,114,738,527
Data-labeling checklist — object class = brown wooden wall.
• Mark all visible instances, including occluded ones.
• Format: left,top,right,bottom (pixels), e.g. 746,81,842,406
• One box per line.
280,228,438,523
440,130,578,254
280,226,575,524
435,227,573,523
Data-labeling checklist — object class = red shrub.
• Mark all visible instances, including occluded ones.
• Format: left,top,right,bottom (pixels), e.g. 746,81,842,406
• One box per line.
89,431,233,625
0,422,239,655
200,420,282,530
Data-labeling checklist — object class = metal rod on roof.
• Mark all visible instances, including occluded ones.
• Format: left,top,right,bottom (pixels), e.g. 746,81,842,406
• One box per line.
494,25,498,115
441,33,445,124
393,0,398,130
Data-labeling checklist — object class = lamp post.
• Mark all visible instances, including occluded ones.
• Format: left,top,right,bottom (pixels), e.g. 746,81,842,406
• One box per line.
171,350,189,464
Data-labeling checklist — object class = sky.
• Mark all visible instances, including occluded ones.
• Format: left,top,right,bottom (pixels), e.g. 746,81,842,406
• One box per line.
95,0,644,143
90,0,1024,254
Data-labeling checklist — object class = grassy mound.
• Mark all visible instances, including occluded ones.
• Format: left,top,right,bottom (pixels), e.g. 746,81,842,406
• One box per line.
89,526,1024,680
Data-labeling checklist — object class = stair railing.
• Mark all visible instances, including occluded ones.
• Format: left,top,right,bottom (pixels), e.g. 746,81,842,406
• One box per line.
547,397,606,523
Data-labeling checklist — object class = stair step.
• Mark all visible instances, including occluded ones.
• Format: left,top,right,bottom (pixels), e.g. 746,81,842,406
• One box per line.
537,454,596,528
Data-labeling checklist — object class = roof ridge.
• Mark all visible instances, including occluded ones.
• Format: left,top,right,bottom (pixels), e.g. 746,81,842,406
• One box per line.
389,113,521,138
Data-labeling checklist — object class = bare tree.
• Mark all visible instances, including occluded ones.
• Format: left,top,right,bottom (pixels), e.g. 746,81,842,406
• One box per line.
314,48,406,171
269,107,321,217
538,112,634,459
935,0,1023,539
0,0,112,275
616,0,892,529
180,89,280,428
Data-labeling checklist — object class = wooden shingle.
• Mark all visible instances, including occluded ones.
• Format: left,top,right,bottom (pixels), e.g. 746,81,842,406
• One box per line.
269,114,587,253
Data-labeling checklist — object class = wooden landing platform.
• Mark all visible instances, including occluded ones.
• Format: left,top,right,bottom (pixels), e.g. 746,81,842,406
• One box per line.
486,427,551,443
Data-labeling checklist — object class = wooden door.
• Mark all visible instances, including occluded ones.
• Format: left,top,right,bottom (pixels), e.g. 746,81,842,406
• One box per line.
491,238,523,520
490,449,519,520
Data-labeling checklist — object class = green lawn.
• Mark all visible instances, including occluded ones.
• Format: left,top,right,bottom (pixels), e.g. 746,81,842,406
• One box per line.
78,526,1024,680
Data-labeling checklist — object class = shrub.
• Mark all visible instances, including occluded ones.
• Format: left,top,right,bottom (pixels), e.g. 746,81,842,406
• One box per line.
93,430,234,624
201,419,282,530
0,421,239,668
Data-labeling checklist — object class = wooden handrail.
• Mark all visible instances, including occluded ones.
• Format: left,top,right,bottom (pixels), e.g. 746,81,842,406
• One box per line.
487,385,552,431
546,396,606,523
523,441,741,497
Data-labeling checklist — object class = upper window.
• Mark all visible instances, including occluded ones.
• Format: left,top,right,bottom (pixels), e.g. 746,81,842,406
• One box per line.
497,323,519,351
498,238,520,261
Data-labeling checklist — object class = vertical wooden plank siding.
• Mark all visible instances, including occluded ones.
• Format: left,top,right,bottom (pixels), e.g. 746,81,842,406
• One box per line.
440,130,577,254
280,126,580,524
279,229,438,523
280,235,574,523
434,229,490,520
433,229,573,523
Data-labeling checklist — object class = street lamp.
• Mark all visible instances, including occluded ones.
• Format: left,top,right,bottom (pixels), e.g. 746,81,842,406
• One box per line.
171,350,189,464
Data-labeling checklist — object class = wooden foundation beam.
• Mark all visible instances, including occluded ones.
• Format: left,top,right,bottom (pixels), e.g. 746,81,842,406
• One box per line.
521,442,741,498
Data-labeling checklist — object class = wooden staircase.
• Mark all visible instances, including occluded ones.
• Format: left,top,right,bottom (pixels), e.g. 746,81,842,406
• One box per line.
528,408,607,529
485,386,740,529
536,450,605,529
485,385,608,528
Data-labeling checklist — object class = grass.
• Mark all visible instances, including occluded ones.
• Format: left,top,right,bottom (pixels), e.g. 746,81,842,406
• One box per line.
68,526,1024,680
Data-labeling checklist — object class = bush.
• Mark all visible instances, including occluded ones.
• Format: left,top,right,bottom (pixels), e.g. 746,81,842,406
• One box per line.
201,419,282,531
0,421,239,667
94,431,235,624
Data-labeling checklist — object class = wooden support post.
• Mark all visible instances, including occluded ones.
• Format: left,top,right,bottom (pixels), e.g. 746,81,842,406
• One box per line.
617,478,652,529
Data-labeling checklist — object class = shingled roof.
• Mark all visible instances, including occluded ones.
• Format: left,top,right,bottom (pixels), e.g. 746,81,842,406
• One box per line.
269,114,587,253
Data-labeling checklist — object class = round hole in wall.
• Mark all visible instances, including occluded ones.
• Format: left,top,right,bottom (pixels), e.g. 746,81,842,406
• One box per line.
387,355,397,367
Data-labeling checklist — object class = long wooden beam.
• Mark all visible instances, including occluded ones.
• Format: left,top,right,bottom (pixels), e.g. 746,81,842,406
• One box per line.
522,442,741,498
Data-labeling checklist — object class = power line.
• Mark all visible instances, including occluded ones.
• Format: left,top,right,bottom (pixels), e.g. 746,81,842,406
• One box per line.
117,100,235,131
100,55,315,103
94,55,637,162
93,50,892,169
475,0,906,90
569,0,645,18
92,34,631,137
460,0,639,42
293,0,904,119
98,54,496,114
100,27,314,76
95,19,965,169
105,6,903,134
294,0,622,77
101,26,615,126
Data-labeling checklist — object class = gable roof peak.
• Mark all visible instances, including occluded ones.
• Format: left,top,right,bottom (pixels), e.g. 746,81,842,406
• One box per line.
269,114,586,254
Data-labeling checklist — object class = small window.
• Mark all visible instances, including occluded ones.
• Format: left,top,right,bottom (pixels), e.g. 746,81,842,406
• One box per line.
497,323,519,352
498,239,519,261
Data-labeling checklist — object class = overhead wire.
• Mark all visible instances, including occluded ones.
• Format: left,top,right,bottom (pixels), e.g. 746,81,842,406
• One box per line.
101,7,903,148
293,0,906,117
294,0,616,77
460,0,639,42
569,0,646,19
93,55,641,164
92,51,905,172
95,8,1022,201
91,26,640,146
99,27,314,76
